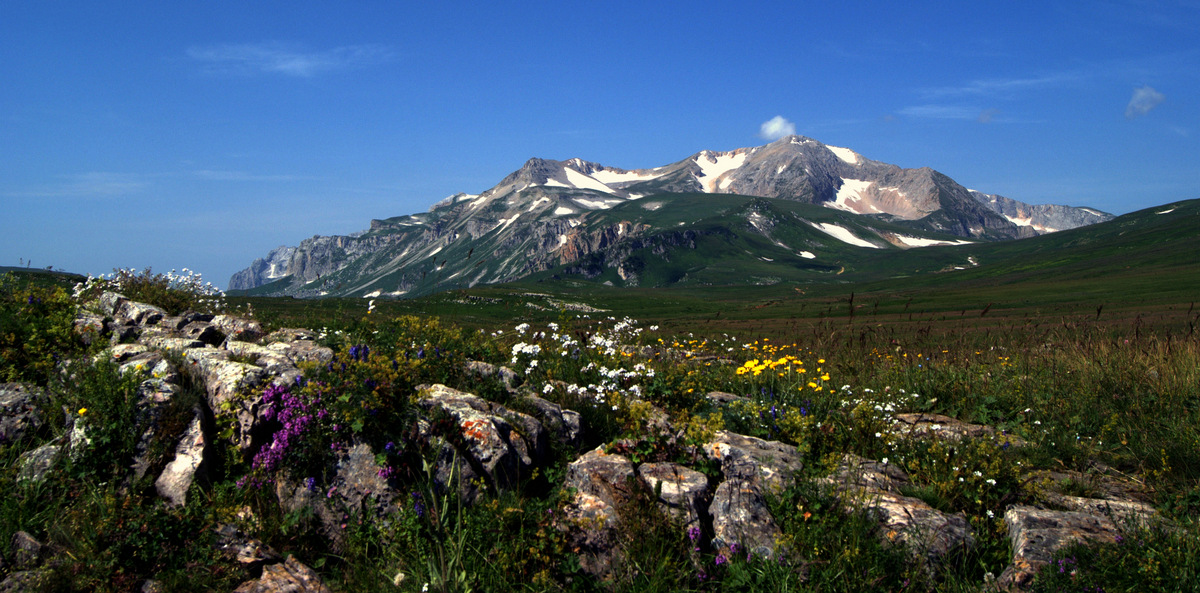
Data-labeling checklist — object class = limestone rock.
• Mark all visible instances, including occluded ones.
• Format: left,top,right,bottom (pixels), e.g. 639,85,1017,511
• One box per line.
521,394,583,448
17,443,60,483
115,300,167,327
637,461,709,530
0,383,46,445
562,447,637,580
704,431,804,493
709,478,782,558
10,531,43,570
231,556,331,593
97,291,128,316
705,391,753,406
892,413,1025,447
155,409,207,506
181,321,224,346
214,523,281,569
418,384,548,501
266,340,334,366
108,343,149,363
465,360,520,392
185,348,266,451
211,315,265,343
998,505,1123,590
72,312,107,345
264,328,318,343
276,442,395,545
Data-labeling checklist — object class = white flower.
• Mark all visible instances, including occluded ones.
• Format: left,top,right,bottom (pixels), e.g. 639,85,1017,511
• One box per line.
986,510,995,519
543,384,554,394
393,571,405,586
881,457,889,465
986,479,997,486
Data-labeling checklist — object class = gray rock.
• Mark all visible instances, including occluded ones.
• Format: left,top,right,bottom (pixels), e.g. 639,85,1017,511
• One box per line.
704,430,804,493
637,461,709,530
97,291,128,316
108,343,149,362
155,408,207,506
211,315,265,343
418,384,548,501
997,505,1123,590
892,413,1026,447
115,300,167,327
10,531,43,569
231,555,332,593
0,383,46,445
0,569,46,592
710,478,782,558
181,321,225,346
705,391,753,406
72,313,107,345
276,442,394,546
17,443,60,483
265,328,318,343
185,349,266,451
521,394,583,448
214,523,281,568
266,340,334,366
561,447,637,580
465,360,520,392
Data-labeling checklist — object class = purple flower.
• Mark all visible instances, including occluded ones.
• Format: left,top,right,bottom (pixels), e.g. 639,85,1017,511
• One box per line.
305,477,317,491
714,554,728,566
687,526,701,542
729,542,740,555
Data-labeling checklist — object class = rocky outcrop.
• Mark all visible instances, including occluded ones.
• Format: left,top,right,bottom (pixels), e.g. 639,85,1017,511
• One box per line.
997,506,1122,590
0,384,46,445
231,555,332,593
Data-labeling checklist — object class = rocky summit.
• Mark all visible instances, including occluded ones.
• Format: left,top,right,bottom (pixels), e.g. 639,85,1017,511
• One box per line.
229,135,1111,298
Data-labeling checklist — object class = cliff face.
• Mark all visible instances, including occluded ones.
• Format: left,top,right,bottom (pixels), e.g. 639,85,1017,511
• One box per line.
227,246,295,290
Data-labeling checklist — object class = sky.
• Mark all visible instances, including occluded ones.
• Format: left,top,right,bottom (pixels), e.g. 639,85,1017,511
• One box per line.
3,1,1198,288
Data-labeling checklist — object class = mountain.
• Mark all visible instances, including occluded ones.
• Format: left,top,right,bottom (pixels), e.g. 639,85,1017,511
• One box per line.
228,135,1112,298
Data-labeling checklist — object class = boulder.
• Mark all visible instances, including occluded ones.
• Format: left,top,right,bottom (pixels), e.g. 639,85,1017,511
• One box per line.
997,505,1123,590
17,443,60,483
276,442,395,545
185,349,266,451
181,321,225,347
465,360,520,392
155,408,207,506
214,523,281,569
10,531,43,570
266,340,334,366
211,315,265,343
521,394,583,448
561,447,637,580
637,461,709,531
97,291,128,316
0,383,46,445
115,300,167,327
709,478,782,558
704,431,804,494
72,313,108,345
231,556,332,593
264,328,318,343
892,413,1025,448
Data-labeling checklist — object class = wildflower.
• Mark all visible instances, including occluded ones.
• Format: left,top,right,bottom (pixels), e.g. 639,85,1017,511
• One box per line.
714,554,728,566
78,407,88,416
392,571,405,586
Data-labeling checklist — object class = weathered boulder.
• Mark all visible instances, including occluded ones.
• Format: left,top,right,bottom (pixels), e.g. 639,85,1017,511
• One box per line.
709,478,782,557
72,312,107,345
17,443,60,483
97,291,128,316
418,384,548,501
155,408,207,506
231,556,332,593
185,348,266,451
997,505,1123,590
637,461,709,531
704,431,804,494
10,532,43,570
211,315,265,343
181,321,225,346
705,391,753,407
561,447,637,580
0,383,46,445
214,523,281,569
521,394,583,448
264,328,318,343
276,441,396,545
892,413,1025,447
265,340,334,366
115,300,167,327
465,360,520,392
108,343,149,362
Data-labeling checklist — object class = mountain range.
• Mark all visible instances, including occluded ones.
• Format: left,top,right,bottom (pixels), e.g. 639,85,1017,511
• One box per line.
228,135,1112,298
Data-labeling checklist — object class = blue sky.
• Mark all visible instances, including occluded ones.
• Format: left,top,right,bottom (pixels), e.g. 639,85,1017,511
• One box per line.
3,1,1198,288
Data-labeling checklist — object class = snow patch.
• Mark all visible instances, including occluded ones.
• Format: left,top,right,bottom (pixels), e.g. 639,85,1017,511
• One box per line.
809,222,880,248
364,290,382,298
588,168,663,185
527,196,551,211
776,164,787,175
564,167,617,194
575,197,622,209
894,235,974,247
694,151,748,193
641,201,664,211
830,179,876,214
827,145,860,165
799,251,816,259
1156,208,1176,215
1081,208,1105,216
553,206,576,216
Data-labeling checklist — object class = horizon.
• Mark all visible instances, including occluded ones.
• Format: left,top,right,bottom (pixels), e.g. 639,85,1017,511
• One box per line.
4,1,1198,289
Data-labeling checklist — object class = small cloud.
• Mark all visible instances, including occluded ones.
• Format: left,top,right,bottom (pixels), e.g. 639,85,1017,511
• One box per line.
186,42,394,77
1125,86,1165,119
759,116,796,140
977,108,1000,124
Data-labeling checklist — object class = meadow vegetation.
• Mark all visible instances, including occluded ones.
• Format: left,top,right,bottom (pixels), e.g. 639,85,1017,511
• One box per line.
1,268,1198,592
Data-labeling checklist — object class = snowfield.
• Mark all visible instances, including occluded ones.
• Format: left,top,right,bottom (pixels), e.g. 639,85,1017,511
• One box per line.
809,222,880,248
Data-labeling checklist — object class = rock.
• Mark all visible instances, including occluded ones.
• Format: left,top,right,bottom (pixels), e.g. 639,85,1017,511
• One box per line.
892,413,1025,447
264,328,318,343
0,570,46,592
106,322,140,345
108,343,149,362
637,461,709,530
276,442,395,546
266,340,334,366
97,291,128,316
72,313,107,345
0,383,46,445
139,334,206,353
119,351,165,376
155,408,207,506
214,523,281,569
226,341,299,375
561,448,637,580
418,384,548,501
823,454,974,568
465,360,520,392
704,431,804,494
185,349,266,451
211,315,265,343
1042,494,1156,527
521,394,583,448
705,391,753,406
709,478,782,558
10,531,43,569
17,443,60,483
231,556,332,593
181,321,225,346
997,505,1123,590
115,300,167,327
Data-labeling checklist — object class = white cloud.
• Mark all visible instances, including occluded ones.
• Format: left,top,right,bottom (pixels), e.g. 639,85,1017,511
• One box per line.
186,42,394,77
758,116,796,140
1125,86,1165,119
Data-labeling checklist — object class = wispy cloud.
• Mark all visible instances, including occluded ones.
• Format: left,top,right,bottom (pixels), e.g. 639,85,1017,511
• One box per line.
6,172,151,199
920,72,1083,99
186,42,395,77
896,105,979,120
758,115,796,140
191,170,317,182
1125,85,1165,119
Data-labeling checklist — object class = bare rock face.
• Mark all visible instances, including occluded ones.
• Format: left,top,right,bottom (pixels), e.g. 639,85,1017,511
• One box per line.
709,478,783,558
17,443,60,483
997,505,1123,590
210,315,265,343
704,430,804,494
231,556,332,593
115,300,167,327
562,447,638,580
276,441,396,547
0,383,46,445
521,394,583,448
185,349,267,452
892,413,1026,447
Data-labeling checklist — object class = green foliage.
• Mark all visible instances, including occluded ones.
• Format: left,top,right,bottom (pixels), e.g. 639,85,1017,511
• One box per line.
75,267,227,315
0,273,81,384
1030,518,1200,593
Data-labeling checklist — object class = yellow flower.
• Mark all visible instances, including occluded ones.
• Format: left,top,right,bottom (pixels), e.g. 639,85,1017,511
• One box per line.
78,407,88,416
